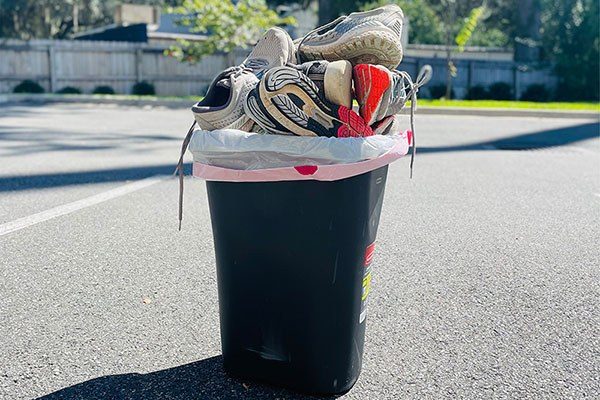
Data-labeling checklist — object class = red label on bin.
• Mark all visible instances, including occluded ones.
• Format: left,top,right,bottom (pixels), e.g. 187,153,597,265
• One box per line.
360,242,376,324
294,165,318,175
364,242,376,266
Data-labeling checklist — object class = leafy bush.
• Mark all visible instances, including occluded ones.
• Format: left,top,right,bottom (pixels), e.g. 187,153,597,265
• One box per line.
132,81,155,95
466,85,488,100
93,85,115,95
427,84,454,99
520,84,550,102
13,80,44,93
55,86,82,94
488,82,513,100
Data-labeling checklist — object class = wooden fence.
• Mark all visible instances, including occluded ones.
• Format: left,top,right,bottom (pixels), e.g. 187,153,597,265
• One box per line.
400,57,557,99
0,39,556,99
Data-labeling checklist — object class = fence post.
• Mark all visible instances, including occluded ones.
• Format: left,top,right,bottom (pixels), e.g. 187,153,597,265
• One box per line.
513,65,520,100
467,61,474,92
135,47,143,83
47,43,57,92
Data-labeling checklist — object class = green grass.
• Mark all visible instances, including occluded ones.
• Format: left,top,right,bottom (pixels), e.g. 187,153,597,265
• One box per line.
20,93,600,112
417,99,599,112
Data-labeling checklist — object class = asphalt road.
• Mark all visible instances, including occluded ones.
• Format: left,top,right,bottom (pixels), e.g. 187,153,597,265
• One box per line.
0,103,599,399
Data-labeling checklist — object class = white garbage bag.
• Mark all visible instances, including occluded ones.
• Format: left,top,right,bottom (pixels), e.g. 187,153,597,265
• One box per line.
188,128,407,170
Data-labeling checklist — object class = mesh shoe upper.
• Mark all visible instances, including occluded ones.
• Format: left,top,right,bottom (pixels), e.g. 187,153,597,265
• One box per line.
242,27,295,78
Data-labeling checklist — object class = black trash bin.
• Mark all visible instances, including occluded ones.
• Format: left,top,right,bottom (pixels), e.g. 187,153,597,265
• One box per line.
205,165,389,395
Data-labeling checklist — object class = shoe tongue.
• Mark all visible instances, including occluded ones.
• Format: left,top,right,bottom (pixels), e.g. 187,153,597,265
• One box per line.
216,78,231,89
215,67,241,89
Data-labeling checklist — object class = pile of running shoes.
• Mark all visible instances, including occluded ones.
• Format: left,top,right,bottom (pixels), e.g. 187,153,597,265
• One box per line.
189,4,431,140
177,5,432,227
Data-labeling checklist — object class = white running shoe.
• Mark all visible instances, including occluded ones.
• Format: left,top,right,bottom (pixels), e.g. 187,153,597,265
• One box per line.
191,66,258,131
296,5,405,70
191,27,295,131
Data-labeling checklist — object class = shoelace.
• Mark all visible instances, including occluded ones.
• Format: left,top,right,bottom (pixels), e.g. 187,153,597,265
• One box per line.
176,120,197,230
397,65,432,178
176,66,255,230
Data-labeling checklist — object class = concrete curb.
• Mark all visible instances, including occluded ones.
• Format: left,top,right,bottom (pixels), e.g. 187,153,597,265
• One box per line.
0,94,193,109
1,93,598,120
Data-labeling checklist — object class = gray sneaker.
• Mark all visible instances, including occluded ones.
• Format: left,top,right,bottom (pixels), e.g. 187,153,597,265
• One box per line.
191,67,258,131
296,5,405,70
191,27,295,131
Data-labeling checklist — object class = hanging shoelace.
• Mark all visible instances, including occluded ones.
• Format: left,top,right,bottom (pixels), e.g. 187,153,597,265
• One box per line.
176,121,197,231
176,66,256,230
397,65,433,178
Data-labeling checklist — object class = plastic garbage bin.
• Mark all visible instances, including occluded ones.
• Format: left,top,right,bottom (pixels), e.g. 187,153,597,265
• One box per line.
205,165,388,394
185,128,412,394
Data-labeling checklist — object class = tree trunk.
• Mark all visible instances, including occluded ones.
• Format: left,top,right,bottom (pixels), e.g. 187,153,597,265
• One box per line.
445,29,453,99
443,1,456,100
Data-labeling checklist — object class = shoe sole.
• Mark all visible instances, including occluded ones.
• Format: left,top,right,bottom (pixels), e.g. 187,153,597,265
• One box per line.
244,87,294,136
353,64,392,126
248,67,373,137
301,26,403,70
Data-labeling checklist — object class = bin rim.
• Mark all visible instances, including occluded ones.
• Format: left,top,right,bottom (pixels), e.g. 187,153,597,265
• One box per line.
192,130,411,183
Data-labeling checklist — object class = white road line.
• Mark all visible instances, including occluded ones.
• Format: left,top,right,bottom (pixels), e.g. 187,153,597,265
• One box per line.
0,175,169,237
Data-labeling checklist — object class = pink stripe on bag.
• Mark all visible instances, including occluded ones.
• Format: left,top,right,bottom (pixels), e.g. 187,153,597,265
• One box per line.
193,132,410,183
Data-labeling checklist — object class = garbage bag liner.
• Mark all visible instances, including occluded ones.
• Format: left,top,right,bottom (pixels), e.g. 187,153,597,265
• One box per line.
188,128,409,170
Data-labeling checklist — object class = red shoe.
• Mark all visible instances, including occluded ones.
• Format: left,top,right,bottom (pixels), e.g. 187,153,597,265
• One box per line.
353,64,411,126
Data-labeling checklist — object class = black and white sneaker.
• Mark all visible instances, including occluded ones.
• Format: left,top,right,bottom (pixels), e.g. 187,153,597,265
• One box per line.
244,66,373,138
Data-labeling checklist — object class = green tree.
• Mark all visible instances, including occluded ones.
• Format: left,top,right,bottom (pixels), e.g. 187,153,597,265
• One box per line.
317,0,364,25
0,0,184,39
167,0,294,64
447,5,485,97
540,0,599,100
362,0,444,44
